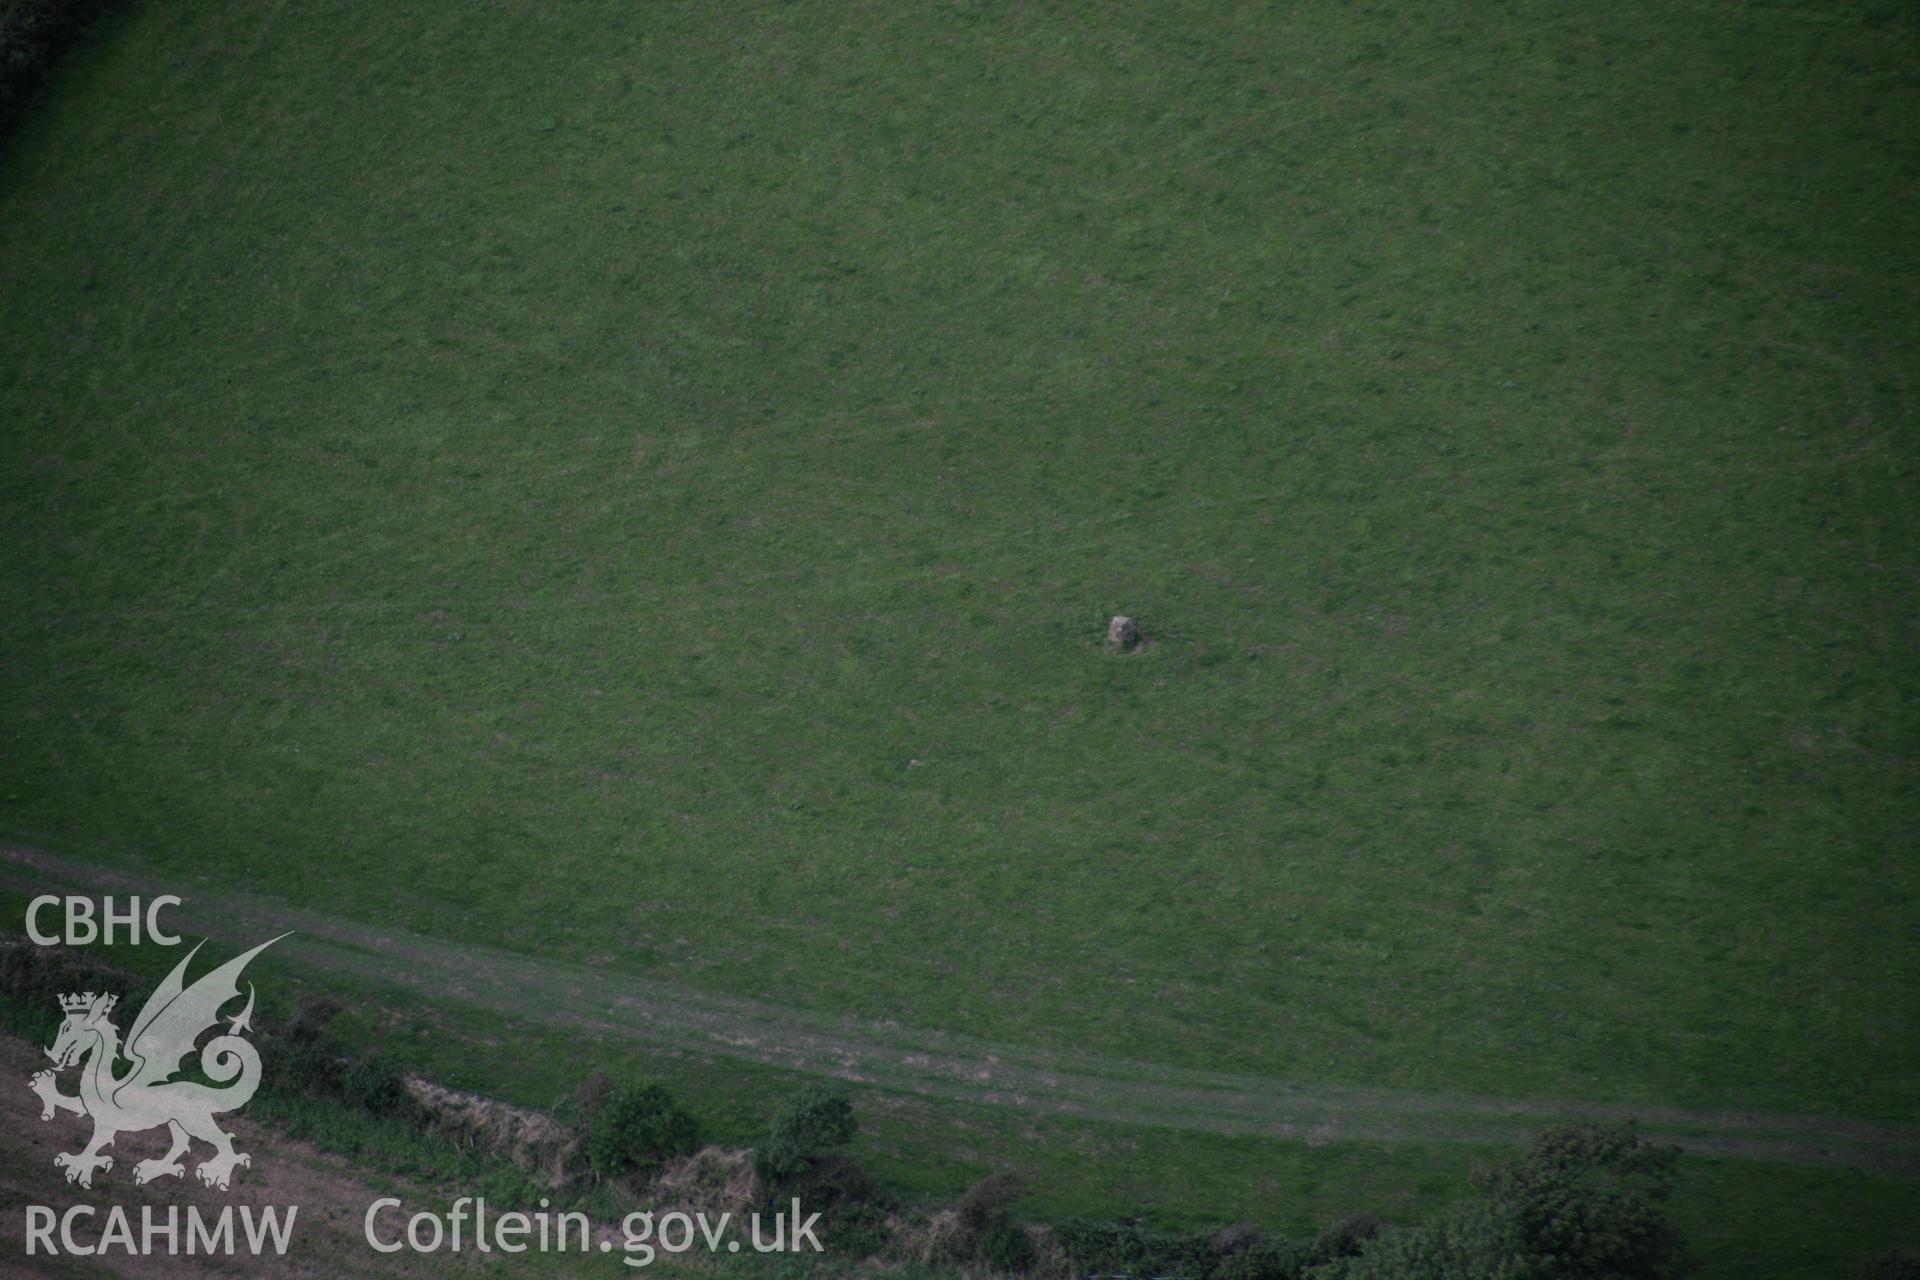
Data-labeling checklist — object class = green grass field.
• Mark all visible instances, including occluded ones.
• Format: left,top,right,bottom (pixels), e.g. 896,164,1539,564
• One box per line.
2,0,1917,1273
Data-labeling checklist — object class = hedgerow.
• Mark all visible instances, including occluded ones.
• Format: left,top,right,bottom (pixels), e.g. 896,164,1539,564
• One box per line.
0,942,1704,1279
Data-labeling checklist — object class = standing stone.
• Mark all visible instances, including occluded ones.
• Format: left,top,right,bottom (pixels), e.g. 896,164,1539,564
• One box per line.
1106,615,1141,650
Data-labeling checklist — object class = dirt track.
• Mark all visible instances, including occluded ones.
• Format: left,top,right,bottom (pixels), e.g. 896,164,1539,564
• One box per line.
5,843,1916,1176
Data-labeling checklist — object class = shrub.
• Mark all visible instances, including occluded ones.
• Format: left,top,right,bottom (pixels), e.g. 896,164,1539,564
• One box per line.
1053,1217,1217,1278
285,994,340,1043
1321,1122,1690,1280
1308,1214,1382,1265
261,1027,417,1123
791,1152,873,1210
824,1202,892,1259
268,1034,334,1094
751,1085,858,1183
950,1172,1035,1272
975,1217,1035,1274
1217,1236,1306,1280
1314,1200,1521,1280
958,1171,1026,1230
584,1082,701,1176
1211,1222,1256,1253
0,940,134,1006
335,1054,411,1118
253,997,418,1120
1481,1120,1686,1279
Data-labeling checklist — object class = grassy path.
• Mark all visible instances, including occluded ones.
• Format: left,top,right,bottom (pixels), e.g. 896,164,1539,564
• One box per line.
6,843,1915,1176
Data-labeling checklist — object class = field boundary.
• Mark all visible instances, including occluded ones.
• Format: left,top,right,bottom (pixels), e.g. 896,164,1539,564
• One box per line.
4,841,1915,1175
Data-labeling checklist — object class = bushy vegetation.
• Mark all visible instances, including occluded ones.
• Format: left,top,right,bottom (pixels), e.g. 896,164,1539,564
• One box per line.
583,1080,701,1176
957,1171,1026,1232
1054,1216,1288,1279
752,1085,860,1183
790,1151,874,1209
251,993,418,1122
825,1202,893,1260
269,1036,417,1121
1035,1124,1687,1280
0,944,1702,1279
951,1172,1034,1272
974,1216,1035,1274
1319,1122,1688,1280
0,939,139,1035
0,952,1768,1280
1305,1216,1382,1269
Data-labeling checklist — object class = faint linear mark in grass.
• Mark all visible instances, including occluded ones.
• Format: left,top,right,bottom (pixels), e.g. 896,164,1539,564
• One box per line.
3,841,1916,1174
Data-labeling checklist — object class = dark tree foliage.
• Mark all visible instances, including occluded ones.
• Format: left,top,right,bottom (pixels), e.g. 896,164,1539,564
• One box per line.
584,1081,701,1176
958,1171,1027,1231
790,1152,873,1210
952,1172,1042,1273
1056,1217,1304,1280
976,1216,1036,1273
1218,1237,1309,1280
1320,1122,1690,1280
1309,1214,1384,1266
1313,1201,1524,1280
751,1085,858,1182
1481,1121,1686,1279
822,1202,891,1259
263,1030,418,1123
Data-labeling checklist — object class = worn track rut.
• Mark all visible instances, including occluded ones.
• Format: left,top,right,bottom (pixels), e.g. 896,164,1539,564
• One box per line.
4,843,1914,1174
